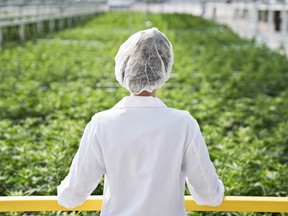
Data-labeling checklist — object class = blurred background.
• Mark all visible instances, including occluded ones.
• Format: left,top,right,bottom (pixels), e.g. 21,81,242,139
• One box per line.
0,0,288,52
0,1,287,215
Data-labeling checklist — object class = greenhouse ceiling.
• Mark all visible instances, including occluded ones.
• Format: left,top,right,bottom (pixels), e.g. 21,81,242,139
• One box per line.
0,0,285,7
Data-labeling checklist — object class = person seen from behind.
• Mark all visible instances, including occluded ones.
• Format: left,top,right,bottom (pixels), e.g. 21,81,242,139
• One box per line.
57,27,225,216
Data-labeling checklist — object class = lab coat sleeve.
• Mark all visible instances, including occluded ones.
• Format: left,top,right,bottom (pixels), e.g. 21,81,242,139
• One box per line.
57,119,105,208
182,119,224,206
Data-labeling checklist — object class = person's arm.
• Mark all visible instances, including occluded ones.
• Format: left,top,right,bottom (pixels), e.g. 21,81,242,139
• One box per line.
182,118,224,206
57,118,105,208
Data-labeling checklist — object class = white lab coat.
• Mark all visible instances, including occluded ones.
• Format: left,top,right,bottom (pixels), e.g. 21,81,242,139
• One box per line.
57,96,224,216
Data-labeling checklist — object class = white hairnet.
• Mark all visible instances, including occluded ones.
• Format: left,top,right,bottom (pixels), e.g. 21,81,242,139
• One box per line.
115,28,174,94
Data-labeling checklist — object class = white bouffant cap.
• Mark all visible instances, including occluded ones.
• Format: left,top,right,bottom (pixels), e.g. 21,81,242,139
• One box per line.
115,28,174,94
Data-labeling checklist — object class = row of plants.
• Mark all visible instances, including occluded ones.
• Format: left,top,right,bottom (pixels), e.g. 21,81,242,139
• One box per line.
0,12,287,215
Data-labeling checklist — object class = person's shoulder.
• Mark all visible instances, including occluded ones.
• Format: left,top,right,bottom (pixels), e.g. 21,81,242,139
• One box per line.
166,107,198,125
166,107,193,119
87,109,116,125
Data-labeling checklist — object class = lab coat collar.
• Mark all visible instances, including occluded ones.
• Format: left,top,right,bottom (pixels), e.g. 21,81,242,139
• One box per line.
113,96,167,108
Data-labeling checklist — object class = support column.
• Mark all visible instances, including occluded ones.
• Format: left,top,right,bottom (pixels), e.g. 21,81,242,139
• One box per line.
212,7,217,20
281,10,288,35
67,17,72,27
234,8,238,20
250,2,258,36
59,18,65,29
268,9,274,32
19,24,25,42
0,27,3,47
49,19,55,32
36,21,43,33
200,0,206,17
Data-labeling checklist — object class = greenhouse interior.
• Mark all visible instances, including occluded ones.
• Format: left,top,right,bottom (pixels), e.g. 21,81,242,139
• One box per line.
0,0,288,215
0,0,288,50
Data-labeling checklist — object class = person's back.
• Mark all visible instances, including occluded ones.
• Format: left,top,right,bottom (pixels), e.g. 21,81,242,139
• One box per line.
57,28,224,215
99,96,192,215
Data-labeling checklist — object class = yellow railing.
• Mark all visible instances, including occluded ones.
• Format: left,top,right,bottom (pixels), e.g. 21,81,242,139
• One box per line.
0,196,288,213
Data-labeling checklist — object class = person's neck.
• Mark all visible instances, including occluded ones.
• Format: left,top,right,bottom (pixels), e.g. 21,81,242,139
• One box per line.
131,90,156,97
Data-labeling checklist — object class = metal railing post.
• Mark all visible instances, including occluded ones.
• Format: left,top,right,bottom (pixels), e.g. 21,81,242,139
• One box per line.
19,23,25,42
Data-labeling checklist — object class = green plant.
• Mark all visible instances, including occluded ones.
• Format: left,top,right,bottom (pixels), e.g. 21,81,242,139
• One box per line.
0,12,287,216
